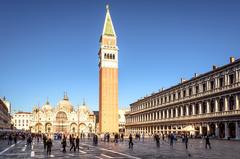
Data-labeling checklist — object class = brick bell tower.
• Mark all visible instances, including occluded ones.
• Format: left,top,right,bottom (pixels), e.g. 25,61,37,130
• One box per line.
99,4,119,133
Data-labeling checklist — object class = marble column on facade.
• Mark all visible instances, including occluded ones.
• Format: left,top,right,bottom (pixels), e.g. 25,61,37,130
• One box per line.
215,123,219,138
215,78,218,89
162,110,165,119
225,122,229,139
156,112,158,120
207,124,210,135
235,70,239,83
181,106,183,116
199,125,203,135
175,107,178,117
215,98,219,112
225,74,228,86
206,100,210,113
186,105,189,116
192,104,195,115
162,126,165,135
159,111,162,120
199,103,202,114
171,125,173,133
235,121,239,139
224,96,229,111
171,108,173,118
166,109,169,118
235,94,239,110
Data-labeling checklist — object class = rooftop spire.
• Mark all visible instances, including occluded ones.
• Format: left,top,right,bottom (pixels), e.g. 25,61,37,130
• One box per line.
63,91,69,100
46,97,50,105
102,4,116,36
83,98,86,106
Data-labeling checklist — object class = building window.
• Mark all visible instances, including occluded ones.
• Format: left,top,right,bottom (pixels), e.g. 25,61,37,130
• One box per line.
219,98,224,111
173,94,176,101
202,102,207,113
178,91,181,99
196,105,199,114
195,85,199,94
202,83,206,92
210,100,215,112
183,106,186,116
210,80,215,90
229,74,234,84
219,77,224,87
183,90,186,97
229,96,235,110
189,87,192,96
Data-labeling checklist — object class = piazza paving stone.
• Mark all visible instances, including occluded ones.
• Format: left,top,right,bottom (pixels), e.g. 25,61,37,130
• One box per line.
0,138,240,159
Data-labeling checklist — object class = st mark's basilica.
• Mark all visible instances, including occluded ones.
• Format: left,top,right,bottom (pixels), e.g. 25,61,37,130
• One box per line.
31,93,96,136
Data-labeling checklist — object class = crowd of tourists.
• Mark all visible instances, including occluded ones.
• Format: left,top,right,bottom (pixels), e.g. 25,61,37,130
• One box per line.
1,129,214,157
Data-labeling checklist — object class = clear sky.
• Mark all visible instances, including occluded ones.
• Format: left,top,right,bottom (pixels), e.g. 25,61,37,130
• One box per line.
1,0,240,112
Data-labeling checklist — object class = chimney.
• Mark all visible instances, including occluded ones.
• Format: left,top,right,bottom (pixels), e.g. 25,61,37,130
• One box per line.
230,57,235,63
194,73,198,77
212,65,217,70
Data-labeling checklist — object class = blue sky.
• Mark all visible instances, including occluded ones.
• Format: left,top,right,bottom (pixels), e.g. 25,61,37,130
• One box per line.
0,0,240,112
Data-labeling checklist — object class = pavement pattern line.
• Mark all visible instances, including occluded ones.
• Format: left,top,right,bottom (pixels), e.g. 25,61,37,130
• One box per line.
101,153,114,158
80,143,141,159
21,144,27,152
0,141,21,155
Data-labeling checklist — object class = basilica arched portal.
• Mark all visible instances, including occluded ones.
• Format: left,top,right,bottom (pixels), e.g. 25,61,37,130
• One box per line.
55,111,68,133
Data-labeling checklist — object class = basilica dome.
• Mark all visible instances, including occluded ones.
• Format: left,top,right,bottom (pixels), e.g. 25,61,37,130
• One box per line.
58,93,73,112
42,100,52,111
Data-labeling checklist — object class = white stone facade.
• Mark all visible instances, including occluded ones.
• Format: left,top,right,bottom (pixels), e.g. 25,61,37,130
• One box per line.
126,57,240,139
12,112,32,131
31,94,96,136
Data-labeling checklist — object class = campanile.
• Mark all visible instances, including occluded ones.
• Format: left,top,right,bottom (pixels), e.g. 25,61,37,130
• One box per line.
99,5,119,133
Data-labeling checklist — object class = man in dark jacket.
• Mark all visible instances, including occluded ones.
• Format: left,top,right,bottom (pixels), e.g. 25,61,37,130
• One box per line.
46,137,52,156
61,136,67,153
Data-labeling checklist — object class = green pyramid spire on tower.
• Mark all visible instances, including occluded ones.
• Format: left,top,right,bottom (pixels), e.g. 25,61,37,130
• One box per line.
102,4,116,36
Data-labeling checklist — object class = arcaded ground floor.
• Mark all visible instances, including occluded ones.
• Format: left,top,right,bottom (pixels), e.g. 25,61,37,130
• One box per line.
0,137,240,159
126,120,240,139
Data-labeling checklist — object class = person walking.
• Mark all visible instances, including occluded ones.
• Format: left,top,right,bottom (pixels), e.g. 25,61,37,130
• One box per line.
43,135,47,150
93,134,98,145
61,136,67,153
46,137,52,156
76,136,80,151
70,136,76,152
156,134,160,148
205,136,211,149
129,134,133,149
184,134,188,149
170,134,174,147
142,133,145,142
120,133,124,142
8,134,12,145
14,134,17,144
